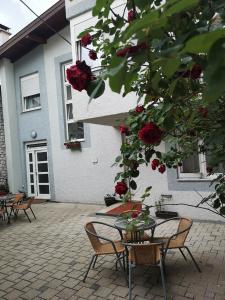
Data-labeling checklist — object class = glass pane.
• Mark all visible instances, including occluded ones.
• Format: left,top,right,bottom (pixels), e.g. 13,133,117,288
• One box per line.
31,185,34,194
29,164,33,173
66,104,73,120
24,94,40,110
39,185,49,194
181,154,200,173
37,152,47,162
38,174,49,183
38,163,48,172
30,174,34,183
68,122,84,140
66,85,72,100
29,153,33,162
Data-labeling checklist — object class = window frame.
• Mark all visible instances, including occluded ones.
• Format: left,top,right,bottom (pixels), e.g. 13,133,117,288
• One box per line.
20,72,41,113
61,61,85,142
178,144,223,180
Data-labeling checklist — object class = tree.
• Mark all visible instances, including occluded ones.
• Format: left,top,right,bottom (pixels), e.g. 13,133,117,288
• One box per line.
67,0,225,217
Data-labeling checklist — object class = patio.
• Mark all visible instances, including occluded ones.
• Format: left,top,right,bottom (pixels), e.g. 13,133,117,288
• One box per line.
0,202,225,300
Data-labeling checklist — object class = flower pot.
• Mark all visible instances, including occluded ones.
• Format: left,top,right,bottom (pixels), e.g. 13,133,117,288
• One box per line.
64,142,81,150
104,196,121,207
155,210,178,219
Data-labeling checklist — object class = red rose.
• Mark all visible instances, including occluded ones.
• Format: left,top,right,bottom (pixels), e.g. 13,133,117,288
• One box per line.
119,125,129,135
115,182,128,195
116,42,147,57
131,212,139,218
128,10,135,22
81,33,92,47
198,106,208,118
66,61,93,92
190,64,202,79
151,159,160,170
158,164,166,174
135,105,144,113
89,50,98,60
138,122,163,145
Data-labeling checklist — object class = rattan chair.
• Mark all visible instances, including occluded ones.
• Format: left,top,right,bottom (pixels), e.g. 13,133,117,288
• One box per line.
6,193,24,215
153,217,201,272
126,241,167,300
119,210,151,242
84,221,127,283
13,197,36,223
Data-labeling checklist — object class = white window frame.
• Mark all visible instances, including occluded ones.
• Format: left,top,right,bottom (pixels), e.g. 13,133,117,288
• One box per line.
178,143,223,180
62,62,84,142
21,73,41,112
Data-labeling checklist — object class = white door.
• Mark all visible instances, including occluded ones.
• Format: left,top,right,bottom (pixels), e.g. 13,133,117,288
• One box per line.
26,144,50,199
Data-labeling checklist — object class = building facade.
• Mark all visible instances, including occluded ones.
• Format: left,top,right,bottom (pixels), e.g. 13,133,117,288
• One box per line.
0,0,222,221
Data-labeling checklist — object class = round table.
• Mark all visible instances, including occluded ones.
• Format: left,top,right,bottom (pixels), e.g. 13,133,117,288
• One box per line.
115,216,156,242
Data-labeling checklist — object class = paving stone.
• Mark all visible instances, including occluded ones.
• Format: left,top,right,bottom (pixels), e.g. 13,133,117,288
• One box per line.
0,202,224,300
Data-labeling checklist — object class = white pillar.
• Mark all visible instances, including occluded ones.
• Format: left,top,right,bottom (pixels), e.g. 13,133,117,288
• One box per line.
0,58,22,193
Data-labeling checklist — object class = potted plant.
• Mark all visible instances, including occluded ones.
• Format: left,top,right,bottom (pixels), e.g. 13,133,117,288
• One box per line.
155,194,178,219
64,141,81,150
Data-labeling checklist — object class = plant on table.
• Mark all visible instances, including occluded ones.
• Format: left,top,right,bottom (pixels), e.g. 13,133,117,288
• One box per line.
67,0,225,218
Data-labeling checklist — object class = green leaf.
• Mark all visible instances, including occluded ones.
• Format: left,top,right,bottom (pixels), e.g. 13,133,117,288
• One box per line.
109,62,127,93
183,29,225,54
86,79,105,101
165,0,199,17
122,11,167,41
130,180,137,190
213,198,220,209
220,206,225,215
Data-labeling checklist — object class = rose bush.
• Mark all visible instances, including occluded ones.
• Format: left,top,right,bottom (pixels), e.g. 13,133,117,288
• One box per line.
66,61,93,91
67,0,225,217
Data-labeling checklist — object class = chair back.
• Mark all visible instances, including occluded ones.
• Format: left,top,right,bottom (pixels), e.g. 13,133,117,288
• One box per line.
129,242,163,265
173,217,192,246
12,193,24,204
26,197,35,208
85,222,102,253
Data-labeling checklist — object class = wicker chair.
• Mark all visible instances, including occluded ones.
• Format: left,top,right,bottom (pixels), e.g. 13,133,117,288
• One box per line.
153,217,201,272
13,197,36,223
119,210,151,242
6,193,24,214
126,241,167,300
84,221,127,283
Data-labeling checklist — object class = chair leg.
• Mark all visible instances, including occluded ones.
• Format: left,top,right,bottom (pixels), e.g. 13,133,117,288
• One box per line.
92,255,98,269
159,260,167,300
128,263,133,300
83,255,95,282
24,210,31,223
30,207,36,219
184,246,201,273
115,252,128,285
179,248,187,261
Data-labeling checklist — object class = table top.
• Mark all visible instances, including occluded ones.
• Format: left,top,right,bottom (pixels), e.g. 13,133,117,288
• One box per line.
114,216,156,231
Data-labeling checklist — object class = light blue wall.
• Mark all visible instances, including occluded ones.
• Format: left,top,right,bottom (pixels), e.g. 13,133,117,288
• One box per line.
14,45,55,199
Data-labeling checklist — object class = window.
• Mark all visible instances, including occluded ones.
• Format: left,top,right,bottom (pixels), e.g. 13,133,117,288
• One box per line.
21,73,41,112
179,143,225,179
62,62,84,141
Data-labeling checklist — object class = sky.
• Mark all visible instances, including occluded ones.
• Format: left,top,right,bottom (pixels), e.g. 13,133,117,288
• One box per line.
0,0,59,36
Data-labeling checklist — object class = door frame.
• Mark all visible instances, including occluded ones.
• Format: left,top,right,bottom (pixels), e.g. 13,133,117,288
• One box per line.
25,141,51,199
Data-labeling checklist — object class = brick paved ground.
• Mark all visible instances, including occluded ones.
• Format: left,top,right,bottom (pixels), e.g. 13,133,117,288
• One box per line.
0,202,225,300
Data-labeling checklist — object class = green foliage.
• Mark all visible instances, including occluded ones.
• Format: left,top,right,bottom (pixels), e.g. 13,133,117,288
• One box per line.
77,0,225,216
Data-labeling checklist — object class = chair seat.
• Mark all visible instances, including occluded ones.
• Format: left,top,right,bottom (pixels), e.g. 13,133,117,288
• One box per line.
152,236,182,248
96,240,125,255
13,204,28,210
123,231,151,242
